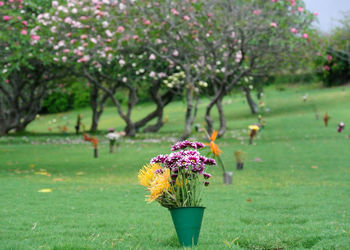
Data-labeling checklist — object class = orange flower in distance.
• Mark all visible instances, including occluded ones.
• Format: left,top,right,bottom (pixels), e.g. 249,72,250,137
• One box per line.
91,138,98,148
207,130,222,156
83,133,98,148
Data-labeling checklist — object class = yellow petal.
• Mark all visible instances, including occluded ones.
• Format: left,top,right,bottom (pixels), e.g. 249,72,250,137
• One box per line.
38,188,52,193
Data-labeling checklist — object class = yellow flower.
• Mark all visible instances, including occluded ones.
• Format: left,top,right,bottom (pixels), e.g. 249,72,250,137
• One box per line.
148,168,170,202
38,188,52,193
138,164,161,187
248,125,260,131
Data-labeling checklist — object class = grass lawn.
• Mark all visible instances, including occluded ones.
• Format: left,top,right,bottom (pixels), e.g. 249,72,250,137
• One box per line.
1,84,350,249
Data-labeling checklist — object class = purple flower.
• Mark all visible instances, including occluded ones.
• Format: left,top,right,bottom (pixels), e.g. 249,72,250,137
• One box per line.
150,154,168,164
171,174,178,180
154,169,163,174
193,142,205,149
171,140,205,151
203,173,211,179
204,181,210,186
201,157,216,166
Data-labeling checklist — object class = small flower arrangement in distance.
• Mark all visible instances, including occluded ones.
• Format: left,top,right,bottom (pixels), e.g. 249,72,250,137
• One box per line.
234,150,247,170
83,133,98,158
106,128,125,153
248,124,260,144
138,140,216,208
337,122,345,133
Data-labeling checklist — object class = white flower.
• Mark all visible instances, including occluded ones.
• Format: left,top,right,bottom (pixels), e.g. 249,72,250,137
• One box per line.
106,132,121,141
102,21,109,28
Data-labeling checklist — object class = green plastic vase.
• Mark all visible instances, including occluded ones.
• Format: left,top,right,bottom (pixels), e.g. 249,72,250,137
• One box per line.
169,207,205,247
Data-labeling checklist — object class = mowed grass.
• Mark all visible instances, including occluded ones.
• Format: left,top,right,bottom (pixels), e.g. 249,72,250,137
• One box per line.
1,84,350,249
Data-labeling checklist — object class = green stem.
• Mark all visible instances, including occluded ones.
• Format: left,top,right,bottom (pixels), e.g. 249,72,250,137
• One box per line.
216,155,226,172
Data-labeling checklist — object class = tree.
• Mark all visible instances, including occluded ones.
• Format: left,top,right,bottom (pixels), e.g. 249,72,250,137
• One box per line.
199,0,316,135
36,0,181,136
0,0,63,135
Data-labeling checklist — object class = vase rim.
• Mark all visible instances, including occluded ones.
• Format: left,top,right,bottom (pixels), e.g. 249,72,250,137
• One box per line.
168,206,205,210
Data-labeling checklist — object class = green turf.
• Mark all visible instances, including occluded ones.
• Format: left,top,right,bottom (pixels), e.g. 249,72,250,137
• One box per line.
1,84,350,249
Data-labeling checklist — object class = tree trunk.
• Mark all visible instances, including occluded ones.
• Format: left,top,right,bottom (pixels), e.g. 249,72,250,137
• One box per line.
90,84,100,132
243,87,258,114
181,88,197,140
143,109,164,133
216,97,226,137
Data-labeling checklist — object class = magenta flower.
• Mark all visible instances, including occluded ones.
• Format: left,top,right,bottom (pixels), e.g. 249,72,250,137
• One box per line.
3,15,12,21
270,22,277,28
302,33,309,39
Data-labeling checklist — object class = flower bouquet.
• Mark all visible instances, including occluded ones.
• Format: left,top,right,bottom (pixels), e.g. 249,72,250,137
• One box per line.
337,122,345,133
248,124,260,144
83,133,98,158
323,112,330,127
234,150,247,170
138,141,216,247
106,129,125,153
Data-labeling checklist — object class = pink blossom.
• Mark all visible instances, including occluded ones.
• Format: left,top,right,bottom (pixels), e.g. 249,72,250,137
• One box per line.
172,50,179,57
90,38,97,44
119,59,125,66
0,1,4,6
290,28,298,34
77,55,90,63
63,49,70,53
105,30,113,37
149,71,156,78
66,33,72,37
70,39,77,44
116,26,125,33
290,0,296,6
183,15,190,21
64,17,72,24
297,7,304,12
323,65,330,71
52,1,59,7
50,26,57,33
171,8,179,15
302,33,308,39
253,10,262,15
149,54,156,60
21,29,27,35
3,16,12,21
132,35,139,40
81,34,88,39
22,21,27,26
31,35,40,41
327,55,332,61
271,0,278,2
313,12,318,16
270,22,277,28
5,79,9,84
143,20,151,25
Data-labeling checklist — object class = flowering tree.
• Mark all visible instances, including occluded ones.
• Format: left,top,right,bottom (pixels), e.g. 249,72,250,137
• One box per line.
0,0,63,135
36,0,182,135
135,0,215,139
198,0,317,135
136,0,318,137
